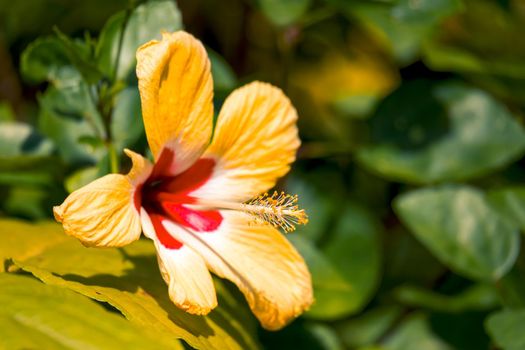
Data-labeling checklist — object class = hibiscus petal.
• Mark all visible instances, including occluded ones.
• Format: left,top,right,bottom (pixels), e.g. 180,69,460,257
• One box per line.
141,210,217,314
54,150,151,247
193,81,300,202
136,31,213,174
163,210,313,330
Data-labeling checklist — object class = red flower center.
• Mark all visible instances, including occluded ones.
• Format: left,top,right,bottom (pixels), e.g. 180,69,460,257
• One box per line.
138,148,223,249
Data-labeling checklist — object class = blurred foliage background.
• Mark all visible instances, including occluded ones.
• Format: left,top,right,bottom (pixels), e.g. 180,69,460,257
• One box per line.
1,0,525,349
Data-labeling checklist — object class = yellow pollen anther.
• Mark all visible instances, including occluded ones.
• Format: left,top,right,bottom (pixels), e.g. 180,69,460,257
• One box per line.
243,191,309,233
193,191,308,233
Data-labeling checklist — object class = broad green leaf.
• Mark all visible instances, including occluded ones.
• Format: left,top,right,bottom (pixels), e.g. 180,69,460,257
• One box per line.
291,202,381,320
394,284,499,313
336,0,462,64
0,121,53,157
257,0,311,27
394,186,520,281
382,313,452,350
357,82,525,184
110,86,144,152
1,219,260,350
487,187,525,233
0,220,68,272
96,0,183,82
485,309,525,350
336,305,403,348
20,37,70,84
0,273,183,349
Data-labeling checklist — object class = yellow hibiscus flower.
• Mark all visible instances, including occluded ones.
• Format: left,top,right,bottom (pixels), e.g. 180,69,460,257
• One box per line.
53,31,313,330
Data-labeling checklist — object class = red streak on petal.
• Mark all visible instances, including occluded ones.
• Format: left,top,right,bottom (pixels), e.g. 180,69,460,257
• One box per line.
134,184,143,211
162,202,223,232
149,213,183,249
161,158,215,195
150,147,176,179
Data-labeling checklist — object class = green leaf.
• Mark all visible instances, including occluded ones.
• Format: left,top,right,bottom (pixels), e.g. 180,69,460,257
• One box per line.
382,313,452,350
64,166,101,193
336,305,403,348
357,82,525,184
291,202,381,320
0,273,183,349
305,323,344,350
1,219,260,350
208,48,237,93
290,235,354,320
394,284,499,313
110,86,144,152
257,0,312,27
0,121,53,158
394,185,520,281
337,0,462,64
38,75,106,165
96,0,183,82
259,320,342,350
487,187,525,234
422,0,525,79
20,37,70,84
2,186,49,220
54,28,104,84
286,173,340,242
0,101,16,121
485,309,525,350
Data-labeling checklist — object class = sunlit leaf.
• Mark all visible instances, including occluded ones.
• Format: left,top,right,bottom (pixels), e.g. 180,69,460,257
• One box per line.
0,273,183,350
394,186,520,281
485,309,525,350
357,82,525,184
1,219,260,350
